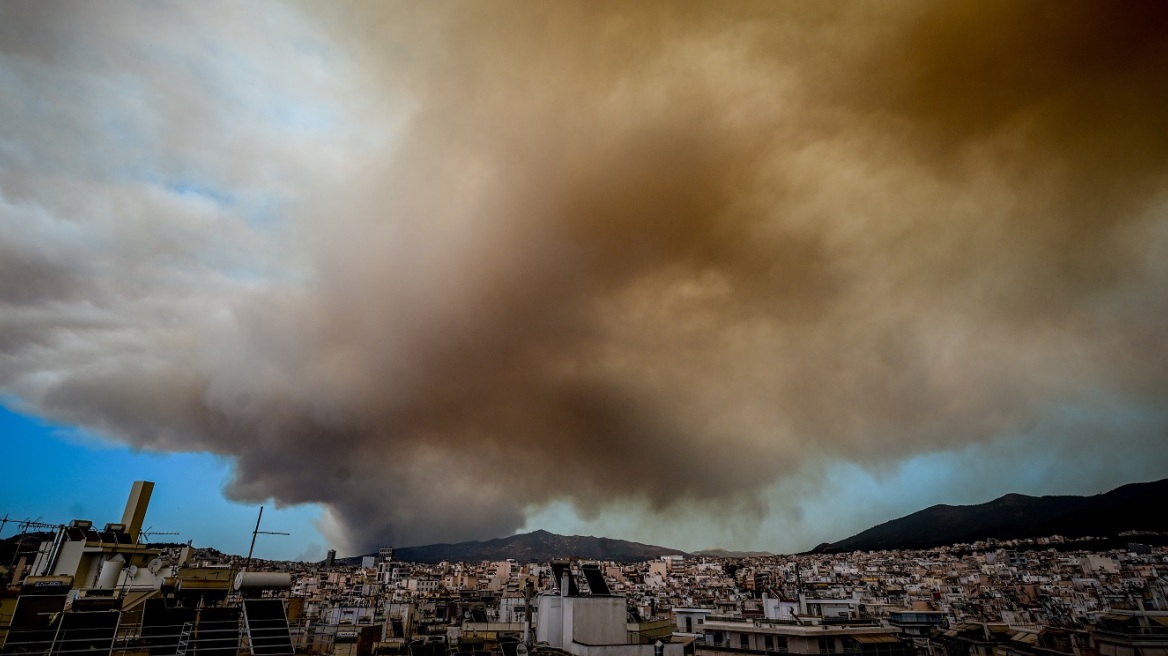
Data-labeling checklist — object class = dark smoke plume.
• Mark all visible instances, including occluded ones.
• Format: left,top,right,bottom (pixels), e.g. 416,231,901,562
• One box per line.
2,1,1167,552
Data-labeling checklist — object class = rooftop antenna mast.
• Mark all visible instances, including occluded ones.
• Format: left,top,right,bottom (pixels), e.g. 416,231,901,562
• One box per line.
6,518,60,578
243,506,289,571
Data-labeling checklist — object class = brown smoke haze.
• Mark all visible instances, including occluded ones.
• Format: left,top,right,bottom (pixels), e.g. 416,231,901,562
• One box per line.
2,1,1167,552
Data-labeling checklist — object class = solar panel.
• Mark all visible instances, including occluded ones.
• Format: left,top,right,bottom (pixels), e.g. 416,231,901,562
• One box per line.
195,607,241,656
4,594,67,652
50,610,120,656
550,562,579,595
141,599,197,655
243,599,294,655
580,564,610,595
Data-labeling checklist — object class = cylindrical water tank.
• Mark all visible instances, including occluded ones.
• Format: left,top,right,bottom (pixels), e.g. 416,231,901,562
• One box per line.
160,576,181,595
233,571,292,591
96,554,125,589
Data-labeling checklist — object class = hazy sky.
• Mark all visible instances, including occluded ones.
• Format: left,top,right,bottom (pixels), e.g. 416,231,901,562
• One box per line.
1,1,1167,560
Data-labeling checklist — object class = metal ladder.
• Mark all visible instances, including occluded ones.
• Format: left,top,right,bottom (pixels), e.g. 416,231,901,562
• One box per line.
175,621,193,656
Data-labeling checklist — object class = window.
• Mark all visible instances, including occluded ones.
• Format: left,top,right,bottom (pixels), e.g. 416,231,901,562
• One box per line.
765,635,774,651
740,633,750,649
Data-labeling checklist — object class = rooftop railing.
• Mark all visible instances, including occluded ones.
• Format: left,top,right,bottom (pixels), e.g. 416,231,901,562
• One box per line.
705,616,882,628
1094,627,1168,643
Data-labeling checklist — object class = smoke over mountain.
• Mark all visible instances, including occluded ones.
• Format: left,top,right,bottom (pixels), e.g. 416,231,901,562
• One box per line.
2,1,1167,552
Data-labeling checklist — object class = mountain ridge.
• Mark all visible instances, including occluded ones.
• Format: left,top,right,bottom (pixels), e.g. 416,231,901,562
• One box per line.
812,478,1168,554
692,548,774,558
338,479,1168,563
346,529,688,564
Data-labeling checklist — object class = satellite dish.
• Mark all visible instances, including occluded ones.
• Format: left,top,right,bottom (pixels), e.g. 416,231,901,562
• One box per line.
127,565,139,578
148,558,163,575
516,644,529,656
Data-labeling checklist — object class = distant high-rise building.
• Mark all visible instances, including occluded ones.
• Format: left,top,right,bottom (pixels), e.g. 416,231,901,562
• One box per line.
326,549,336,567
377,546,394,563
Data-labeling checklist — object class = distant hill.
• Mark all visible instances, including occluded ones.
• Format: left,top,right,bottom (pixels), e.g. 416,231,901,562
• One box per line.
349,530,687,564
0,531,52,569
692,548,774,558
813,478,1168,554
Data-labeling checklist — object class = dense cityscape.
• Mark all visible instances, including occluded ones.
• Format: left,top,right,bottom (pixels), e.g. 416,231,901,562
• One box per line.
1,481,1164,655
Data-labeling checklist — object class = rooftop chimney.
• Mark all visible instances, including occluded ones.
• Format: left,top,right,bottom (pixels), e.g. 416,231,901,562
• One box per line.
121,480,154,543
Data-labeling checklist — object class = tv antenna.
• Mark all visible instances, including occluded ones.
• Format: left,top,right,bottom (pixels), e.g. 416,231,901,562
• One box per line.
243,506,289,570
5,518,61,573
138,526,180,543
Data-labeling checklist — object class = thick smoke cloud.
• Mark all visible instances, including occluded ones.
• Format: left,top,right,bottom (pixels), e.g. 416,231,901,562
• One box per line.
2,1,1167,552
